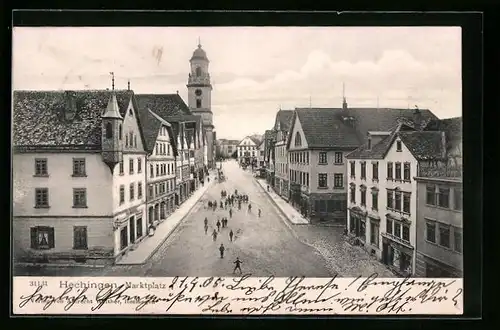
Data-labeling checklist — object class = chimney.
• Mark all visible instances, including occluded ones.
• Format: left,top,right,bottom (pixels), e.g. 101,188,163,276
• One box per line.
413,105,422,129
367,135,372,150
127,79,130,91
64,91,77,121
176,90,179,95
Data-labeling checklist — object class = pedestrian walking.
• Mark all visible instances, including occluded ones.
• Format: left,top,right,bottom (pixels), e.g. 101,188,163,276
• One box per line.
229,208,232,218
204,217,208,227
212,229,218,241
204,224,208,235
219,244,225,258
229,229,234,242
216,219,221,231
233,257,242,274
220,201,223,209
208,201,212,209
248,203,252,212
258,209,261,217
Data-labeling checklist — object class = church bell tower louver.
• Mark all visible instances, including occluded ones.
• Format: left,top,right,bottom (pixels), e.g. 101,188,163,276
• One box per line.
187,39,215,168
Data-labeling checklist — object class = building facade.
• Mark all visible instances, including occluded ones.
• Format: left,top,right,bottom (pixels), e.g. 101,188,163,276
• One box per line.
13,89,148,264
346,127,418,276
257,140,265,167
137,106,178,229
237,136,260,166
216,139,239,158
285,103,438,226
346,117,457,276
414,117,463,277
414,177,462,277
187,42,216,169
272,110,294,200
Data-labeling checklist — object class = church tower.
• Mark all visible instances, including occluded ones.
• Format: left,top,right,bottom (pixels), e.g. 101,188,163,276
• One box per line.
187,40,215,168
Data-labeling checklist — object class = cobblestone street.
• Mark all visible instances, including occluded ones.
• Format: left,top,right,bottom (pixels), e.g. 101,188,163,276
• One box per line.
16,161,393,277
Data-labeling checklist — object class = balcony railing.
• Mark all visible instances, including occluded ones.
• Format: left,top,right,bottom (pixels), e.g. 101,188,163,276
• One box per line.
418,163,463,178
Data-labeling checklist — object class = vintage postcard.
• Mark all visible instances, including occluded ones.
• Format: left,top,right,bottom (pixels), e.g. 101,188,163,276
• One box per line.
11,25,463,315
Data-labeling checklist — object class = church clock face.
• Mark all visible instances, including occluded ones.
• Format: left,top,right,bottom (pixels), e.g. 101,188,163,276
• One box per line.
195,89,202,96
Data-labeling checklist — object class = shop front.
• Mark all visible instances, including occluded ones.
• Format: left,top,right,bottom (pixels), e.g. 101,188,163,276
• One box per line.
381,233,414,277
114,206,145,258
348,206,367,241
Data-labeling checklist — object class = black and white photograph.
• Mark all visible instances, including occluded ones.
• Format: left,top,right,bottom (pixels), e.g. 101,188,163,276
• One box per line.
11,21,467,315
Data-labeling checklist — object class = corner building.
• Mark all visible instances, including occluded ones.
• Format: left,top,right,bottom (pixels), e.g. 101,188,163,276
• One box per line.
12,89,148,265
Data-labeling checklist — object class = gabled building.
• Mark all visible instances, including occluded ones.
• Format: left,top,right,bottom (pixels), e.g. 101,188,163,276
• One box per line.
273,110,294,199
287,102,438,225
135,94,205,204
137,106,178,228
237,135,261,166
414,117,463,277
346,113,451,277
13,88,148,264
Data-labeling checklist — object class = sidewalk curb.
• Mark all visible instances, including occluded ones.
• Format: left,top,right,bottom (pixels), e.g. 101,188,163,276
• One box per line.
253,180,316,248
118,179,215,266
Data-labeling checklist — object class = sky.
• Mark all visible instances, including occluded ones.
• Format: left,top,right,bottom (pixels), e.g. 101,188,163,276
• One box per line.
12,27,462,140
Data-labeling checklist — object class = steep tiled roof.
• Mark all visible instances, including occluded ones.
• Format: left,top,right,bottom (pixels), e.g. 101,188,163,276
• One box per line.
136,107,178,156
293,109,360,149
13,90,133,149
424,117,462,149
274,110,294,131
346,131,397,159
135,94,192,119
399,131,445,160
292,107,438,149
137,108,162,153
249,135,262,145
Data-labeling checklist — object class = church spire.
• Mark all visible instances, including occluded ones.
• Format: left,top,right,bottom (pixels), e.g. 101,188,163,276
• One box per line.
198,36,201,48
